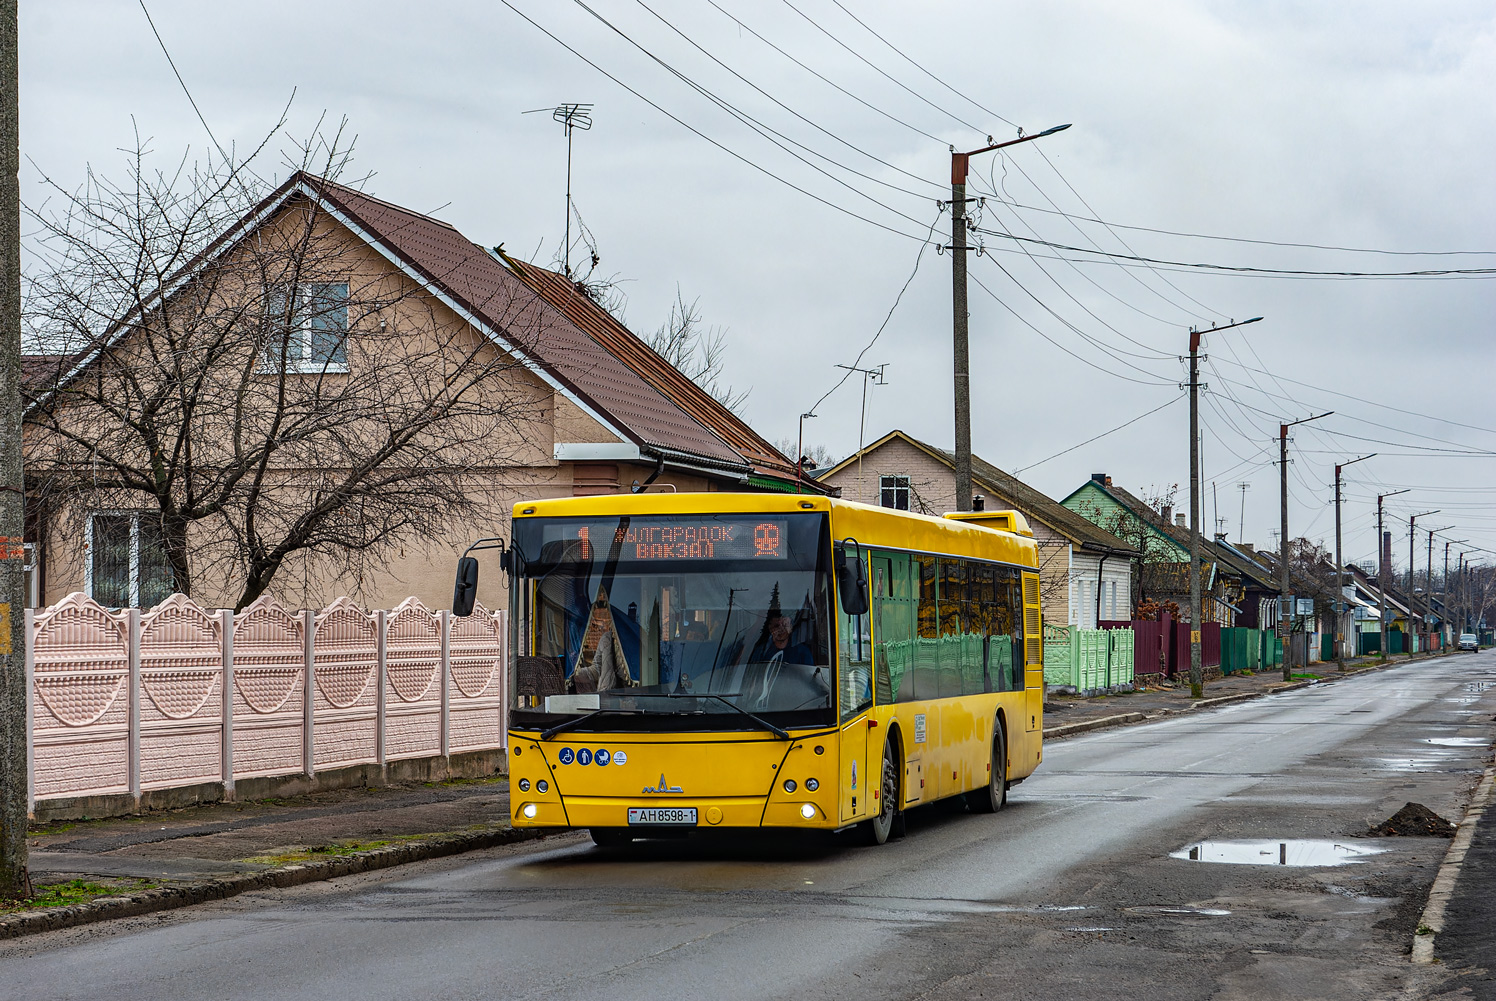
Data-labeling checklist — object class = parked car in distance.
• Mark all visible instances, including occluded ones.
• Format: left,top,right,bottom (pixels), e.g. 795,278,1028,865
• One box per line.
1458,633,1478,651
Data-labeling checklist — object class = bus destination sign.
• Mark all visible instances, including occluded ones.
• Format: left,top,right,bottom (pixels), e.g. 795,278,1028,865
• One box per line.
562,519,788,562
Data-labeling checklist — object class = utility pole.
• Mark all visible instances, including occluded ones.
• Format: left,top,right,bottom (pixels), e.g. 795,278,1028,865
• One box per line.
1376,489,1410,659
1333,454,1374,671
1423,526,1453,649
1444,539,1467,646
1187,317,1261,698
1,0,29,901
1279,412,1331,680
948,124,1069,512
1407,511,1438,655
1236,481,1250,543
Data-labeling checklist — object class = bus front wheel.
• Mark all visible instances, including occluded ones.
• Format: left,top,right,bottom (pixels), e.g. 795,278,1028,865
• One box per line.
966,717,1007,814
864,736,902,845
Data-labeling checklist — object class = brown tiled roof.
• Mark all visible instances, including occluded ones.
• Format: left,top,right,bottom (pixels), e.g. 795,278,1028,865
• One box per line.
825,430,1135,553
501,256,803,483
301,176,749,471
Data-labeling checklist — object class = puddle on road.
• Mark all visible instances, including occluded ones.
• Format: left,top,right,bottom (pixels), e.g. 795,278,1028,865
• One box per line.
1171,840,1386,867
1424,737,1489,747
1465,682,1494,692
1124,905,1232,916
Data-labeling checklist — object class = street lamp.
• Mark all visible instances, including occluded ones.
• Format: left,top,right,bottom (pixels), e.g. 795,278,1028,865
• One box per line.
1187,316,1262,699
1376,489,1410,658
795,411,817,493
949,124,1071,512
1278,411,1332,681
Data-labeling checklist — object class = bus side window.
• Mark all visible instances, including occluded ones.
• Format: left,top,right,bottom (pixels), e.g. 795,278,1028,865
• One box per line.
914,555,938,702
937,559,966,699
838,558,873,721
968,563,994,695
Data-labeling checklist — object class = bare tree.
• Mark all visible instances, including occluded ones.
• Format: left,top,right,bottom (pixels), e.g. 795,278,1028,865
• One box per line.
646,287,748,413
772,437,835,470
22,126,542,610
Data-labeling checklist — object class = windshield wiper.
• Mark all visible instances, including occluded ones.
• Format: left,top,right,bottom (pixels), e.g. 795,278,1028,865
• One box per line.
664,692,791,740
540,708,640,741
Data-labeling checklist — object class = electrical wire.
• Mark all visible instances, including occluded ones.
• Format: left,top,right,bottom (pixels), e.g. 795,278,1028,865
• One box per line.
776,0,985,135
630,0,946,197
704,0,947,144
1012,393,1184,475
497,0,936,245
570,0,938,232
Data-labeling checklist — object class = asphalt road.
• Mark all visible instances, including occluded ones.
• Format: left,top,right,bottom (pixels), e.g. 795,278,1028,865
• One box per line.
4,654,1493,1001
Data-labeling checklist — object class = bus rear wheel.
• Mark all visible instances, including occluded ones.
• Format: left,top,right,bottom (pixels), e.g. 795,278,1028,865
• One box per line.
966,717,1007,814
864,736,902,845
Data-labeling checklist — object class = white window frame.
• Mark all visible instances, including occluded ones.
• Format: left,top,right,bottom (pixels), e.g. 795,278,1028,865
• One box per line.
879,474,911,511
262,281,350,374
84,510,168,608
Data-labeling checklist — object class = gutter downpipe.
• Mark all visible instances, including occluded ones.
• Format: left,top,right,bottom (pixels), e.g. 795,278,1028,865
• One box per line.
632,455,665,494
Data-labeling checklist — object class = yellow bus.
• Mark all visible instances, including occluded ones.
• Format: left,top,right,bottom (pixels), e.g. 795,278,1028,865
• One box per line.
452,492,1044,846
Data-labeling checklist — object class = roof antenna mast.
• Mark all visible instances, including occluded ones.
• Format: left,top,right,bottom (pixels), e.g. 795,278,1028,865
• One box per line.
524,103,593,278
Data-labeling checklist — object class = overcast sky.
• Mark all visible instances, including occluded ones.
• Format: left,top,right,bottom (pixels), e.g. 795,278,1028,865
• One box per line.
20,1,1496,576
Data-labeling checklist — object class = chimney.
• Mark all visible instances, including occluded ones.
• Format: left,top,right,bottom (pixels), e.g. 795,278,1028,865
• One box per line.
973,494,985,511
1175,513,1187,528
1091,472,1108,484
1160,503,1173,524
1381,531,1393,581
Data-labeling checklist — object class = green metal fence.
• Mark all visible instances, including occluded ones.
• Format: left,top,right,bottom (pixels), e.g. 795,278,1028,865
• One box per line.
1042,624,1135,691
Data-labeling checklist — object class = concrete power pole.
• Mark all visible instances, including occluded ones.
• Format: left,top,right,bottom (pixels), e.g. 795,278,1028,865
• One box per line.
1407,511,1438,655
1376,489,1408,659
0,0,29,901
1333,454,1373,671
1187,318,1260,699
947,124,1069,512
1278,412,1330,681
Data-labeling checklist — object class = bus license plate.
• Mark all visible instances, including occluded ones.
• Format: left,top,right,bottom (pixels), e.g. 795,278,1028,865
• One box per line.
628,807,697,826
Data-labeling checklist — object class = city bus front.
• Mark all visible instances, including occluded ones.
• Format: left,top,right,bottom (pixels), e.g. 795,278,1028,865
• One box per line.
496,501,860,840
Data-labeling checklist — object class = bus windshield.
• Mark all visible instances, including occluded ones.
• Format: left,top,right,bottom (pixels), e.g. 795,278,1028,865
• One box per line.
511,512,834,730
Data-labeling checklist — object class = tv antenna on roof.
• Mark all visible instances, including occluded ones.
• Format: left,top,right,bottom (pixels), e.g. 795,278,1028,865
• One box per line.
523,103,594,278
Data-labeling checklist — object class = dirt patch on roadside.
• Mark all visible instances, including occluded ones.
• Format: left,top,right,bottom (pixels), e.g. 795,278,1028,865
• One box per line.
1370,803,1457,837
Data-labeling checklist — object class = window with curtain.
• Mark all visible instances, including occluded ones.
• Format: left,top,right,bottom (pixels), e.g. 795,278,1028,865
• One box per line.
88,512,175,608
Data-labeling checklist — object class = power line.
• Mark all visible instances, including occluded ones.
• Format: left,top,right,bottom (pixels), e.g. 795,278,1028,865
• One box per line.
825,0,1018,129
630,0,946,197
776,0,984,135
497,0,936,244
988,194,1496,257
1013,393,1184,475
704,0,947,144
970,227,1496,278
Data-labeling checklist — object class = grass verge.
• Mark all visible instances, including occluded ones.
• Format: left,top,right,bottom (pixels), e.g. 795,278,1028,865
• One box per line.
0,877,161,915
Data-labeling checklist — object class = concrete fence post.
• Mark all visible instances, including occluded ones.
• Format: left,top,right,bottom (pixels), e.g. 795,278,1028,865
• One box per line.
439,609,450,760
303,607,316,778
220,607,235,799
24,607,34,818
375,608,387,770
127,608,141,806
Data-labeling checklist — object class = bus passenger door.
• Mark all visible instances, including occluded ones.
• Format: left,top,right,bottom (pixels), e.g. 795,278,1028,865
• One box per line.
838,556,875,822
1022,573,1043,735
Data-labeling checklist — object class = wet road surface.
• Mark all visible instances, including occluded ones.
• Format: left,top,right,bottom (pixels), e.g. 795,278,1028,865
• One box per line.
4,654,1493,1001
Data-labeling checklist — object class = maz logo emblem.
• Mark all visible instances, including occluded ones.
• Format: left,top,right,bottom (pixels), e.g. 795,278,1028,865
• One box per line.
642,774,684,794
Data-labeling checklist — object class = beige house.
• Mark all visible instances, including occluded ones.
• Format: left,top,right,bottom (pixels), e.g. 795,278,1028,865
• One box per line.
22,172,819,613
819,430,1135,626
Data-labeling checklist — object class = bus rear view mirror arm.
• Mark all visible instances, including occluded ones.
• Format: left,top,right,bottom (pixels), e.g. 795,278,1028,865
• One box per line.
452,536,511,617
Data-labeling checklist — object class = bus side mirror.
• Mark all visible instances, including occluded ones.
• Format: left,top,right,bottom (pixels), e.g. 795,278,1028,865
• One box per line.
453,556,479,617
836,545,869,617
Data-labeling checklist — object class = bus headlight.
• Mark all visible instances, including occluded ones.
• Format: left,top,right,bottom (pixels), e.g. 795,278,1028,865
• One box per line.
800,804,817,820
517,778,530,792
805,778,819,792
522,803,538,819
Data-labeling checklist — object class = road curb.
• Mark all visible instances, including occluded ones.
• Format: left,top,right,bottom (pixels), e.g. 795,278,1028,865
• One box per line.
0,826,547,941
1043,712,1148,739
1411,759,1496,965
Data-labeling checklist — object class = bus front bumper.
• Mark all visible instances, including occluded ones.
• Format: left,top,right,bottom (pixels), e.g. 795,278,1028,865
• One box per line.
511,795,840,831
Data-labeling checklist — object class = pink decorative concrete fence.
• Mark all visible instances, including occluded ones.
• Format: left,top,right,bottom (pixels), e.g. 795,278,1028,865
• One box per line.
24,592,506,812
